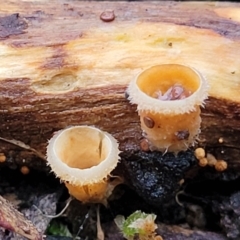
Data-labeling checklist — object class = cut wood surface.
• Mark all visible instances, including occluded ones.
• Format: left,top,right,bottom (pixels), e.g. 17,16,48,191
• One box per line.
0,0,240,170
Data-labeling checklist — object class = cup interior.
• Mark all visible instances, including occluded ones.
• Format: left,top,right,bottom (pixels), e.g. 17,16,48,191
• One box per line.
136,64,201,99
54,127,110,169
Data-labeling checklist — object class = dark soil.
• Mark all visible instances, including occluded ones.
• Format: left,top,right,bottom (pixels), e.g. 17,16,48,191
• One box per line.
1,149,240,239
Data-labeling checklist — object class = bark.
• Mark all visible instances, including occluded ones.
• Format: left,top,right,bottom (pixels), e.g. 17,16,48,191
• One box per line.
0,0,240,171
0,196,42,240
156,224,228,240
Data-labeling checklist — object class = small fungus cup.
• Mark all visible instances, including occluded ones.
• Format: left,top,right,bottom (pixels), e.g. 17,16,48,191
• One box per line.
47,126,120,205
127,64,208,153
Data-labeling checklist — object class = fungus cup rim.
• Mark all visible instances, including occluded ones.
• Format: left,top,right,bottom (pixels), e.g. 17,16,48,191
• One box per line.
46,125,120,186
127,64,209,114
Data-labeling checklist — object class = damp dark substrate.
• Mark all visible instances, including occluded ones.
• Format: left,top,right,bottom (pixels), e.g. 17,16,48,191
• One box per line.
1,149,240,239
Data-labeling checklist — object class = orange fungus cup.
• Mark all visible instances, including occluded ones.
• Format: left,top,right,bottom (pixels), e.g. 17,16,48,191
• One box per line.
46,126,121,205
127,64,208,153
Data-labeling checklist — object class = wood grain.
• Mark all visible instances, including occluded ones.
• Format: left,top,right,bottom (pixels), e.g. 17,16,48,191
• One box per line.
0,1,240,170
0,196,42,240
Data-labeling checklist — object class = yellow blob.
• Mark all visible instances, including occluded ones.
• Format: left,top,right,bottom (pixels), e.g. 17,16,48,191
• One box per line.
0,153,6,163
206,153,217,167
194,148,206,160
218,137,224,143
215,160,228,172
20,166,30,175
198,157,208,167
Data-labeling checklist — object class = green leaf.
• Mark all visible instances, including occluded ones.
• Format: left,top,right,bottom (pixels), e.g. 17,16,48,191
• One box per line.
121,210,157,238
46,220,72,237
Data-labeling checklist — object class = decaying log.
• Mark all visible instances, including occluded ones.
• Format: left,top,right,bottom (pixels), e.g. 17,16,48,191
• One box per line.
0,196,42,240
0,0,240,172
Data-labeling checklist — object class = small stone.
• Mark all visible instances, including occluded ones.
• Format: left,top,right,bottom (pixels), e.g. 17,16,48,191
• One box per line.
179,179,185,185
140,139,150,152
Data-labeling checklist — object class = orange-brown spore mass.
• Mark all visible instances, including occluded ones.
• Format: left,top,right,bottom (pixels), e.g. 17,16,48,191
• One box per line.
20,166,30,175
198,157,208,167
215,160,228,172
206,153,217,167
194,148,206,160
0,153,6,163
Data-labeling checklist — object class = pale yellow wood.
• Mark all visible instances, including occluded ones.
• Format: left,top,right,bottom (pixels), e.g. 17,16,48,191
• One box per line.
0,1,240,168
0,1,239,100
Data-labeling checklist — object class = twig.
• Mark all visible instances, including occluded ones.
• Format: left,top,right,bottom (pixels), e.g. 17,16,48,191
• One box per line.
0,137,46,160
